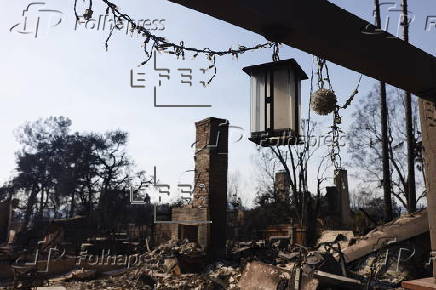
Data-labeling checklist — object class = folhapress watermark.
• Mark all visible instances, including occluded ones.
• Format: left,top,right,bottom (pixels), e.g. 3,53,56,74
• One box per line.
76,249,161,269
74,14,166,35
10,2,166,38
10,2,63,38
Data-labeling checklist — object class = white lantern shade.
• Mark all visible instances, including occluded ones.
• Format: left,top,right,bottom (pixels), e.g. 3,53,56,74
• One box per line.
244,59,307,146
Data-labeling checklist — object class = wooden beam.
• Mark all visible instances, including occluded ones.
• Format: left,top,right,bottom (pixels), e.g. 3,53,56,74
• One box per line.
402,277,436,289
313,270,362,288
419,100,436,277
167,0,436,101
342,210,428,263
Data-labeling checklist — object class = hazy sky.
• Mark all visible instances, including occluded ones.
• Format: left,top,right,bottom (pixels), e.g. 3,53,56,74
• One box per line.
1,0,435,206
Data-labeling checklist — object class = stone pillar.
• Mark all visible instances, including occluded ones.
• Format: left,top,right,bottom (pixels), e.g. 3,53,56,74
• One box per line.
192,117,228,257
419,99,436,278
334,169,353,229
274,171,290,203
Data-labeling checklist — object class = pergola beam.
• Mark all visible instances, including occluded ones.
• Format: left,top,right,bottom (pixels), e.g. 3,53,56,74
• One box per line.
167,0,436,101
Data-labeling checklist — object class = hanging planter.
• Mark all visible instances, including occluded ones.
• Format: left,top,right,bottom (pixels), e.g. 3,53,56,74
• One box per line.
310,88,337,115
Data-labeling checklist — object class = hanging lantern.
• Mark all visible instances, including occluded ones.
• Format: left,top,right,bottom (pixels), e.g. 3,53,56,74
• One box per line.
243,59,308,146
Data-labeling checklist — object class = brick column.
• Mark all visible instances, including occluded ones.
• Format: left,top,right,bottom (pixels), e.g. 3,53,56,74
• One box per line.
334,169,353,229
274,171,290,203
192,117,228,257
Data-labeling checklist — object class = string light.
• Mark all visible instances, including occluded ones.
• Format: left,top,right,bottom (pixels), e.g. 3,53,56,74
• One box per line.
74,0,280,86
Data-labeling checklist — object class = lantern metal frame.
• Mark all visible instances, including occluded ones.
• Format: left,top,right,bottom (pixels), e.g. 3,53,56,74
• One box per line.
243,59,308,146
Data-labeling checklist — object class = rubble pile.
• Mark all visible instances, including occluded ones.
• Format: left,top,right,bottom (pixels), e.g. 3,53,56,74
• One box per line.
152,239,203,255
132,240,242,289
7,224,425,290
1,211,432,289
58,239,243,290
206,262,242,289
348,233,431,287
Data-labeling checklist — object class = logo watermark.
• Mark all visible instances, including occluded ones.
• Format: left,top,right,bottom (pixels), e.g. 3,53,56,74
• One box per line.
10,2,63,38
361,1,436,37
130,52,214,107
13,243,66,273
75,15,166,35
76,250,156,269
10,2,167,38
425,16,436,32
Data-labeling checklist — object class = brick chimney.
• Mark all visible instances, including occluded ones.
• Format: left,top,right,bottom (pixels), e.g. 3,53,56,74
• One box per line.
274,171,290,203
192,117,228,257
171,117,228,257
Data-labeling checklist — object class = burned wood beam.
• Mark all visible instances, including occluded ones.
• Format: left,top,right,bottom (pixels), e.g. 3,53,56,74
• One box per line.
342,210,428,263
419,100,436,277
313,270,362,289
167,0,436,101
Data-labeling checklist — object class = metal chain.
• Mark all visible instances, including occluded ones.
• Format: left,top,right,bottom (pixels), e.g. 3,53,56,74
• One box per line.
316,58,362,170
331,74,362,169
316,58,333,91
315,57,342,169
329,108,343,170
317,58,325,89
272,42,280,62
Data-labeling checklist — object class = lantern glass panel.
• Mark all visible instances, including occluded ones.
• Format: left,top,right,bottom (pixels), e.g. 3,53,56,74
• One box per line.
273,69,293,130
250,72,266,133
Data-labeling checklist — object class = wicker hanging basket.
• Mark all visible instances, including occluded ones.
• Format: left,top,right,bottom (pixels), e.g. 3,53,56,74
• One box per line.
310,88,337,115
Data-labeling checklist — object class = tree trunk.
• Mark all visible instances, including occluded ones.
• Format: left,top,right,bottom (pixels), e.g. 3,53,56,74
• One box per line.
402,0,416,213
374,0,393,221
70,191,76,218
22,185,38,231
38,187,44,219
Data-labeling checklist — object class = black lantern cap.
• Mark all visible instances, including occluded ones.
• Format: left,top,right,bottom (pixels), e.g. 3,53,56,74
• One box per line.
242,59,308,80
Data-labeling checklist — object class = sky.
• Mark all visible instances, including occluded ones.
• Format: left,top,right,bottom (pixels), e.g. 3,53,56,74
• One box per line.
0,0,435,207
